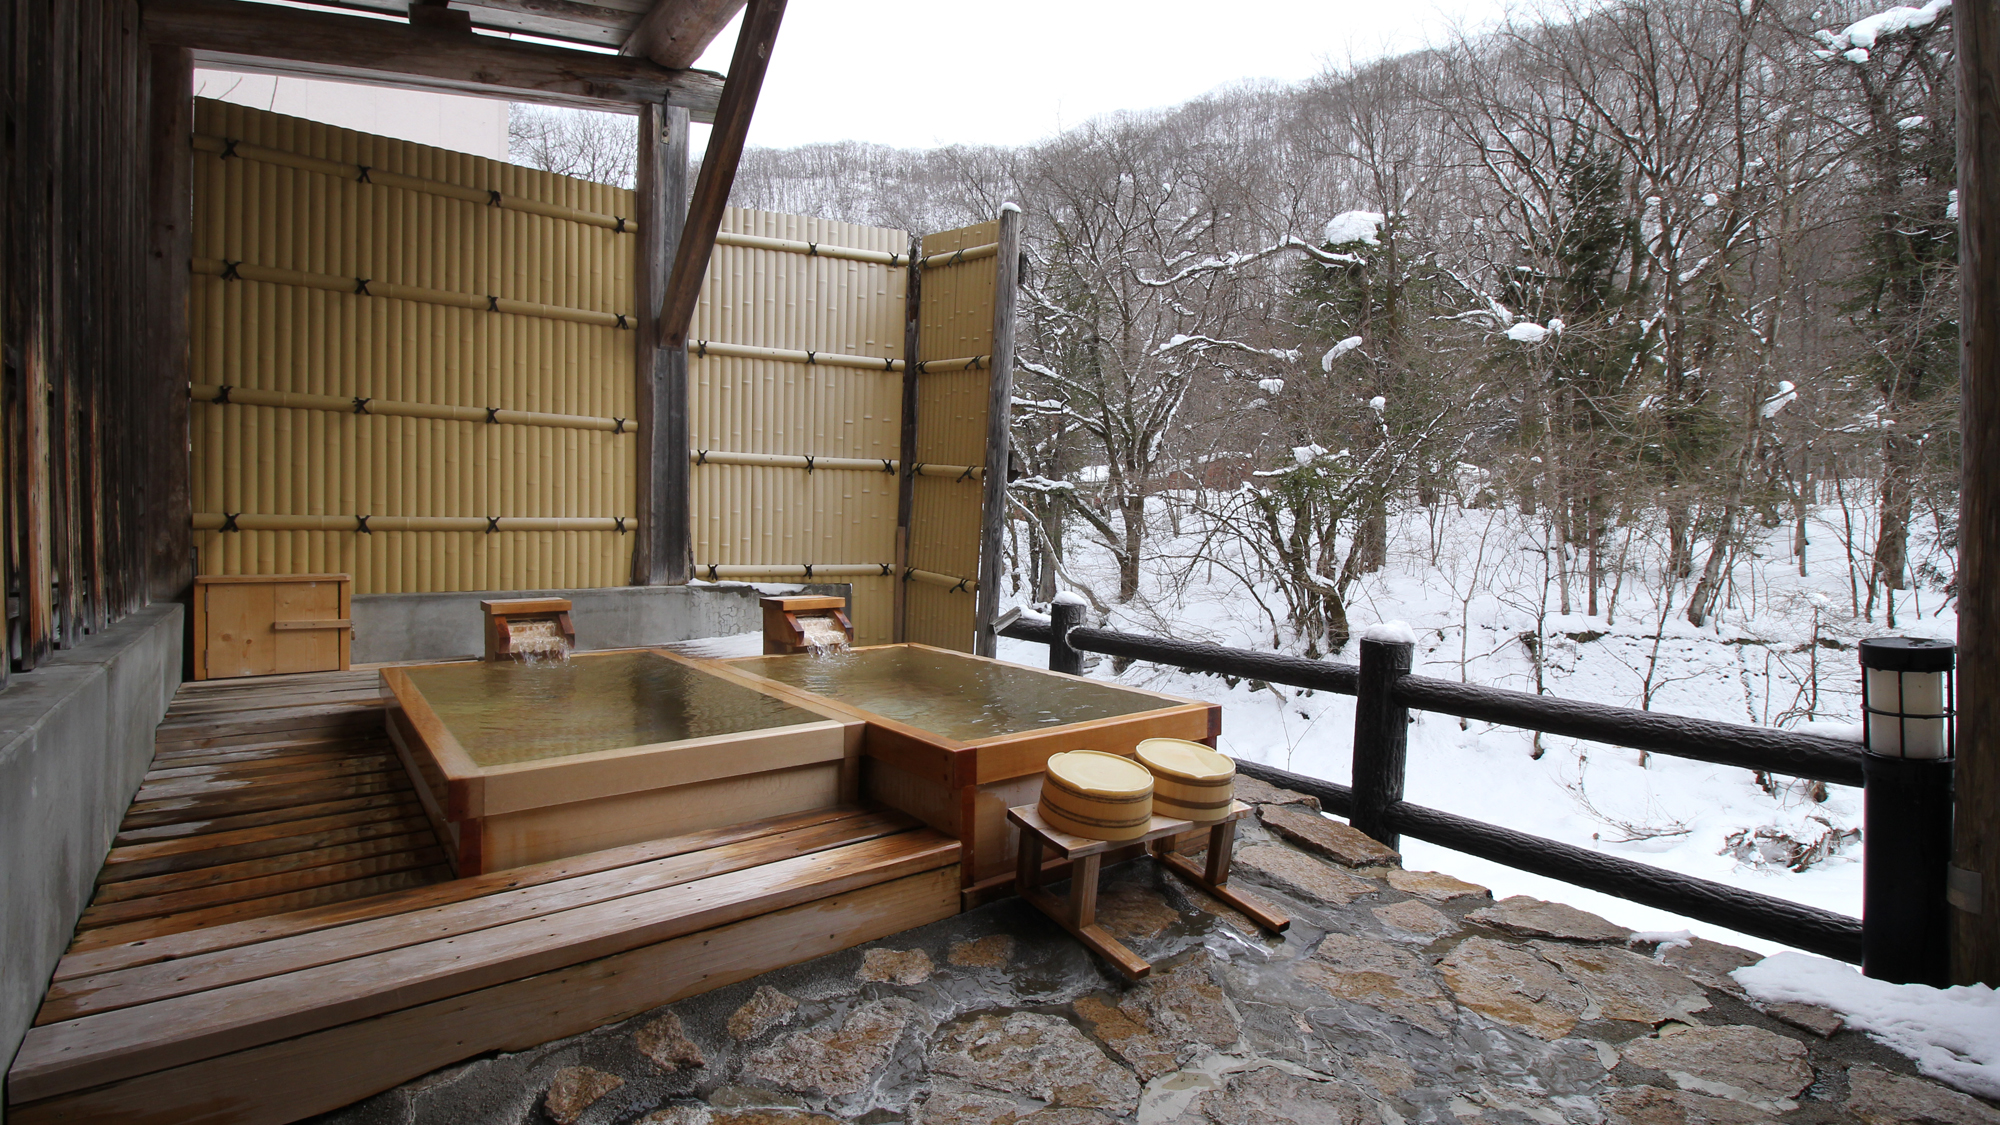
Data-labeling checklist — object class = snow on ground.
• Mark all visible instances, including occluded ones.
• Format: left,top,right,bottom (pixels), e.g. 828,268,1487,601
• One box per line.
1736,953,2000,1098
998,491,1957,956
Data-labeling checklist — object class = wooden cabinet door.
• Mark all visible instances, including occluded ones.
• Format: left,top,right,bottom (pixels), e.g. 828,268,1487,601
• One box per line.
196,576,352,679
201,581,278,679
272,578,347,674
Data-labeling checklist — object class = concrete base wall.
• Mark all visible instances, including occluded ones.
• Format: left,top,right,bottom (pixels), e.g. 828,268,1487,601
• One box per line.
350,583,852,664
0,604,184,1080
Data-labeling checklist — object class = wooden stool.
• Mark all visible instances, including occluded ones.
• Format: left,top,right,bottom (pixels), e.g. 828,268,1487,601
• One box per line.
1007,800,1288,980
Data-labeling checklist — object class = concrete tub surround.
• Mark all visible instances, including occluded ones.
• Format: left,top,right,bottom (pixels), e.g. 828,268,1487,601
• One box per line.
0,604,183,1078
350,582,853,664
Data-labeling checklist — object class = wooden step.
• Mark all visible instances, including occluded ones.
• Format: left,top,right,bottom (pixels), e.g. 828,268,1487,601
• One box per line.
112,792,424,847
133,754,400,801
76,846,449,929
46,811,917,1022
153,703,386,746
8,865,959,1125
164,686,387,718
12,828,957,1102
120,772,412,828
61,805,882,981
98,813,437,885
148,735,391,771
68,870,450,953
88,831,445,905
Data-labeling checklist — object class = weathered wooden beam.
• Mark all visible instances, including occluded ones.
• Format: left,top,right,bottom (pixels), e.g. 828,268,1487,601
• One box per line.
142,0,724,117
1954,0,2000,987
241,0,639,49
145,43,194,606
972,206,1020,657
632,102,692,586
655,0,785,349
622,0,745,69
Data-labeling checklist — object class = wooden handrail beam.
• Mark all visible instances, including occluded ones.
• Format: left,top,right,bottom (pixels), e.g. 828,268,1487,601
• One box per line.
143,0,725,117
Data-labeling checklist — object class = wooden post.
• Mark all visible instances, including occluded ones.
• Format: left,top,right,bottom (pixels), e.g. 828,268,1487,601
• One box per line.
1350,637,1414,848
893,234,921,642
1048,595,1083,676
655,0,786,350
632,101,690,585
1953,0,2000,986
973,206,1021,657
12,0,56,669
145,44,193,606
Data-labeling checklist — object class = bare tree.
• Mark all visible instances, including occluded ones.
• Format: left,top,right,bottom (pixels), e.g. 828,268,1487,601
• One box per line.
509,106,637,188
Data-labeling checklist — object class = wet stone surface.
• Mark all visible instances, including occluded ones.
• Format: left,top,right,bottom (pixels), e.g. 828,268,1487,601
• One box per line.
307,785,1998,1125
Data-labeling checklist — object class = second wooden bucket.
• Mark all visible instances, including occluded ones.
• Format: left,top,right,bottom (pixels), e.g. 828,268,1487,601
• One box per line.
1135,738,1235,824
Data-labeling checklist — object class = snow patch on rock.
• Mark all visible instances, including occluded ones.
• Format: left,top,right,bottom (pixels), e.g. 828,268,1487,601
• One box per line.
1735,951,2000,1099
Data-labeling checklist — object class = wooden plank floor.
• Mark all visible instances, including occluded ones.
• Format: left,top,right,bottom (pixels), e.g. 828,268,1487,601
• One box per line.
74,667,448,952
9,668,961,1125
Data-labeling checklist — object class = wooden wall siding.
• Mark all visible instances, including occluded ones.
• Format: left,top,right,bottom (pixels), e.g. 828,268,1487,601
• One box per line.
0,0,179,672
188,100,639,594
688,207,909,645
905,219,1000,652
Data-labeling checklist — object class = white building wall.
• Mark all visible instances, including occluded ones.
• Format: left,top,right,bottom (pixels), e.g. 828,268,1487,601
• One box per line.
193,70,510,160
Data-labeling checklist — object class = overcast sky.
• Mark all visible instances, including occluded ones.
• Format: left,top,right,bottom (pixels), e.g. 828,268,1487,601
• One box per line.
686,1,1512,151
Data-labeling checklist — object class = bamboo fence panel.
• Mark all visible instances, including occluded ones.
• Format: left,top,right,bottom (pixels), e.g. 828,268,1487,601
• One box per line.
687,207,914,644
906,219,1000,652
189,100,636,594
189,102,995,629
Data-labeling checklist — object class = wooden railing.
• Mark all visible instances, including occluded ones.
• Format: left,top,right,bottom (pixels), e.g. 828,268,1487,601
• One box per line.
1001,603,1955,981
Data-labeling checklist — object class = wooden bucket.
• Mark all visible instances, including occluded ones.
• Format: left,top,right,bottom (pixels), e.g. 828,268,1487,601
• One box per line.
1135,738,1235,824
1038,750,1155,841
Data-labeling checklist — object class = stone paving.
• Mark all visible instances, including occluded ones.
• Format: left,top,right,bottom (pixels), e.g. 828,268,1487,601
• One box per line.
313,780,2000,1125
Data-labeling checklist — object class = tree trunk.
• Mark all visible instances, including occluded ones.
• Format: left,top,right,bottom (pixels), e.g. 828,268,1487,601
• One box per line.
1795,450,1811,578
1117,491,1145,601
1874,429,1918,594
1666,499,1695,581
1686,504,1738,627
1356,497,1388,573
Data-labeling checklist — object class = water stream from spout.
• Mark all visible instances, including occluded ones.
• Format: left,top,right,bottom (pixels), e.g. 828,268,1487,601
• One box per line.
507,618,572,664
799,615,851,657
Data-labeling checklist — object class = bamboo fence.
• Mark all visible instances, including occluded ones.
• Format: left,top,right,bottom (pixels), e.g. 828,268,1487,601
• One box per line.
190,103,997,643
905,218,1002,650
190,99,638,594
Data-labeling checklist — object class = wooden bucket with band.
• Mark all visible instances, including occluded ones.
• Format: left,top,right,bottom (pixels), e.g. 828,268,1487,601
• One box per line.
1135,738,1235,824
1039,750,1155,841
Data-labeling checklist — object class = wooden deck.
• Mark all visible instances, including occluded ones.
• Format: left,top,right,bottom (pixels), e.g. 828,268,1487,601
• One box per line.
7,668,960,1125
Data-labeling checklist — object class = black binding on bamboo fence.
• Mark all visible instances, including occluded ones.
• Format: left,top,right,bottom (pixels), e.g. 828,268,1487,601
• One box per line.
997,615,1945,974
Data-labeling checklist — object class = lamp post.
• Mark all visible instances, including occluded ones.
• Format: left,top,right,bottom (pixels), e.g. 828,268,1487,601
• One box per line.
1859,637,1955,986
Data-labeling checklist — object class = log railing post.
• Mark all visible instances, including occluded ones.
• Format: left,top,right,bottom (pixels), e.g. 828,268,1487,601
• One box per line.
1049,594,1084,676
1351,637,1414,848
1863,754,1956,985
